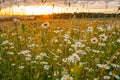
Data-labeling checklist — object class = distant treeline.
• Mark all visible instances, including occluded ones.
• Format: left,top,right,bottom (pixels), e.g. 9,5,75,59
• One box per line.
39,12,120,19
0,12,120,21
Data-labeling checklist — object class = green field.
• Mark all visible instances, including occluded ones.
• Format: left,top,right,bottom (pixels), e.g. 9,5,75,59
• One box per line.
0,18,120,80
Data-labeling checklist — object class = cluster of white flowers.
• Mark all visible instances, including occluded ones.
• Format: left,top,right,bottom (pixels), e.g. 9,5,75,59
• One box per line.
109,72,120,79
62,53,80,63
35,52,48,60
106,24,114,31
111,64,120,68
52,38,59,43
99,34,108,41
54,29,64,34
13,18,20,22
103,76,111,80
1,33,6,37
97,26,105,32
75,50,87,55
1,40,9,45
18,65,24,69
18,50,31,55
92,49,104,54
71,41,85,50
11,32,17,36
27,43,39,48
11,63,16,66
62,58,68,63
98,42,106,46
117,38,120,43
40,61,48,65
67,53,80,63
7,52,14,55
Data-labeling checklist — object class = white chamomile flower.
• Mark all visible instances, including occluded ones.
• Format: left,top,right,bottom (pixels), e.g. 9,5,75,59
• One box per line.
7,52,14,55
61,74,74,80
43,65,49,70
103,76,110,80
63,33,70,39
41,22,50,28
91,37,98,44
117,38,120,43
99,34,108,41
18,66,24,69
1,40,9,45
87,27,93,32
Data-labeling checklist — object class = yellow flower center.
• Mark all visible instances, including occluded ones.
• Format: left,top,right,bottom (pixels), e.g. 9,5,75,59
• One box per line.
66,77,70,80
101,65,106,69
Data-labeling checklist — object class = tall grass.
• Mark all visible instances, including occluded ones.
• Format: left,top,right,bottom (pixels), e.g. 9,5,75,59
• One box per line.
0,17,120,80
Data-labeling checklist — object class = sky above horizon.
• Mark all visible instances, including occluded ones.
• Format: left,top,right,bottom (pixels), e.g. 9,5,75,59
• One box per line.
0,0,120,15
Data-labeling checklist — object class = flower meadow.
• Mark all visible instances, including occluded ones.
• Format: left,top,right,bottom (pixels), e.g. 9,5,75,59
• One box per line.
0,18,120,80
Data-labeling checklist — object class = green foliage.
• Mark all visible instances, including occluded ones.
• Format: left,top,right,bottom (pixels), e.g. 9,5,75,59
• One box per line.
21,24,25,32
0,18,120,80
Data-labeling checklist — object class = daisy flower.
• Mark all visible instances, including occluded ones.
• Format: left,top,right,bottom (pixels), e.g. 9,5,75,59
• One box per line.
87,27,93,32
43,65,49,70
68,53,80,63
99,34,108,41
18,66,25,69
97,64,110,70
117,38,120,43
91,37,98,44
103,76,110,80
61,74,74,80
63,33,70,39
41,22,50,28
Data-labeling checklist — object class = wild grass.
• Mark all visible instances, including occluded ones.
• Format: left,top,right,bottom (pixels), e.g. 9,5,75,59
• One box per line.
0,18,120,80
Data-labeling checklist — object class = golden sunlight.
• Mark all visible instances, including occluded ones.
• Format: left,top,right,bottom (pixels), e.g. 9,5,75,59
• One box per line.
0,5,62,15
